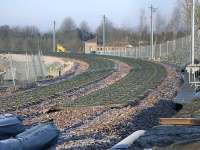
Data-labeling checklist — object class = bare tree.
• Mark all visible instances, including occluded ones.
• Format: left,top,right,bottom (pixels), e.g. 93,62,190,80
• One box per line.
79,21,91,33
60,17,77,32
96,17,114,44
58,17,82,52
79,21,94,41
138,9,148,41
178,0,192,32
155,11,166,34
178,0,200,31
164,5,182,41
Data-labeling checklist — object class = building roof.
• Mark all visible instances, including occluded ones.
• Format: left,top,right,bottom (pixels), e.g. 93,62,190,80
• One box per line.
105,41,131,47
85,38,97,43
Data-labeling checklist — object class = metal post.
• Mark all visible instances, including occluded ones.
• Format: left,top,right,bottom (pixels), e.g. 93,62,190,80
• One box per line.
9,54,16,87
167,41,169,60
25,52,29,82
103,15,106,50
38,35,40,51
189,70,191,83
151,5,153,60
139,41,141,58
181,37,184,49
159,44,162,59
146,46,148,58
173,40,176,52
192,0,195,65
148,45,150,59
149,5,156,60
136,47,138,59
53,21,56,52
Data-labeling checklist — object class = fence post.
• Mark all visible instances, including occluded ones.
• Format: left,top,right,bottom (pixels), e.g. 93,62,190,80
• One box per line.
167,41,169,60
159,44,162,60
175,40,176,51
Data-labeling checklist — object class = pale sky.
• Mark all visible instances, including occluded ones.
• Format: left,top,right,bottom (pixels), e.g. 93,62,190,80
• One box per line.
0,0,177,31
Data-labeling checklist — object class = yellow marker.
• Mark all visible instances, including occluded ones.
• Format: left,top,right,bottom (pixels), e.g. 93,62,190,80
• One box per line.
57,44,66,52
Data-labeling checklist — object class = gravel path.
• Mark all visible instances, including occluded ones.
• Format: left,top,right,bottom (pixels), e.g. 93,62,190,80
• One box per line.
19,60,131,119
20,61,182,150
56,63,181,150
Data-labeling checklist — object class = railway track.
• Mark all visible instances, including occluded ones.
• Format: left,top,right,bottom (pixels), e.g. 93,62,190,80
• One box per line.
54,62,179,150
0,54,172,149
20,57,174,149
72,58,166,106
19,60,130,119
0,55,116,112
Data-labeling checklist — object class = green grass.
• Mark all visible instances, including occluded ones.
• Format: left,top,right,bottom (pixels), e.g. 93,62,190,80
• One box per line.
68,57,166,106
0,54,116,111
0,53,167,111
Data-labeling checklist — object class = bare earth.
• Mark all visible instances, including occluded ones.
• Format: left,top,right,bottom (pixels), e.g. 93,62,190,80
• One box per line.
0,54,78,77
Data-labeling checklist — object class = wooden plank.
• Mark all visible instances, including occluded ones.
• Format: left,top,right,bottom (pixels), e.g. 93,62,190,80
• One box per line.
159,118,200,125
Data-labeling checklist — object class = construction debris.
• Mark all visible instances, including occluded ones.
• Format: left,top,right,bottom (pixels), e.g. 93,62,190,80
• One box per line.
0,118,59,150
0,114,25,140
160,118,200,125
131,125,200,149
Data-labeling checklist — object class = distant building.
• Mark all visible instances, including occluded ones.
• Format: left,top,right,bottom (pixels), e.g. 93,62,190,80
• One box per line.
84,38,98,54
84,38,133,54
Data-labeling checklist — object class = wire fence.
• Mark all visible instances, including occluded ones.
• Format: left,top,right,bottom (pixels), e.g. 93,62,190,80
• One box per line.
96,35,200,67
0,53,48,89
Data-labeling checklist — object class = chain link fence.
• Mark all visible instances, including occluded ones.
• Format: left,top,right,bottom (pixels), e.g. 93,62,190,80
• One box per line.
96,35,200,67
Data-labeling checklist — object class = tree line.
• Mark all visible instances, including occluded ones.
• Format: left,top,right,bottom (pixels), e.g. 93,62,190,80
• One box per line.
0,0,199,53
0,20,94,53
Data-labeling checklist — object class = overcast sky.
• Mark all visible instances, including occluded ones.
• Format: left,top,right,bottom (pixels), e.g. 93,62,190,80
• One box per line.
0,0,177,31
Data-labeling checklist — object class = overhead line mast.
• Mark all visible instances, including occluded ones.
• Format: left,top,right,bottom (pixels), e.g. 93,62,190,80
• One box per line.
103,15,106,49
149,4,157,60
53,21,56,52
192,0,195,65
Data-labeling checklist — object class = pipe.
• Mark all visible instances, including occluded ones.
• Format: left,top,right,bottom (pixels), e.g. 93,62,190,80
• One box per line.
111,130,146,150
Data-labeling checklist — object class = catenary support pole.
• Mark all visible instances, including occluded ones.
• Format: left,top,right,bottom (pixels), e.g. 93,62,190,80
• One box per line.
149,4,157,60
192,0,195,64
103,15,106,51
53,21,56,52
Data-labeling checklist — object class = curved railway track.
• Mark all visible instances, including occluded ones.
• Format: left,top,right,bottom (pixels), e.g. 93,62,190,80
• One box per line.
21,56,172,150
0,53,174,150
72,58,166,106
0,55,116,112
17,59,131,119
